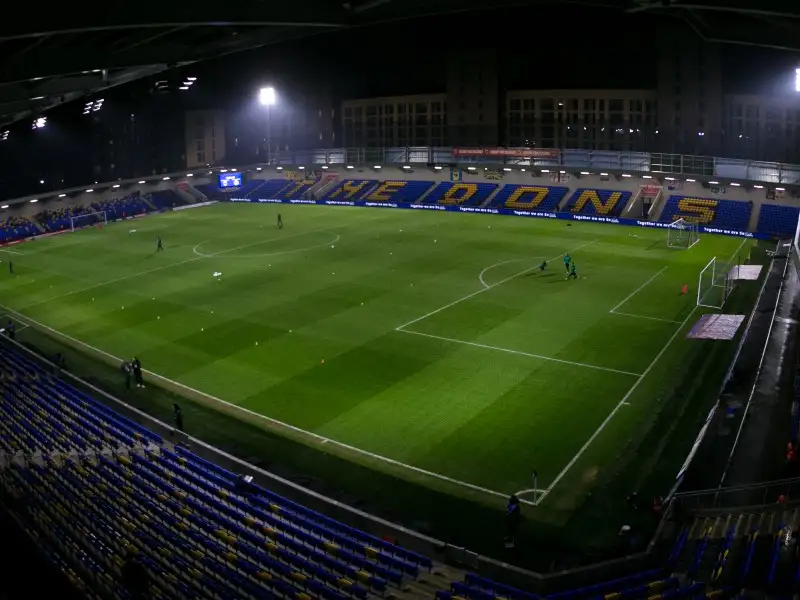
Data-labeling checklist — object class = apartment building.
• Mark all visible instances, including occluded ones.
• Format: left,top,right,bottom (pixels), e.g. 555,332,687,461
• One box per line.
185,110,226,169
342,94,448,147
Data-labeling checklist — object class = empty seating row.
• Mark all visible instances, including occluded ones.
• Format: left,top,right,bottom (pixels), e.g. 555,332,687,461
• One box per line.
756,204,800,238
564,189,632,217
659,196,752,231
487,185,569,211
0,342,431,600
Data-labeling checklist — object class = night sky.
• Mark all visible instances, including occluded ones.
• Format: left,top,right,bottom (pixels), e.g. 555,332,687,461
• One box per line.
0,4,797,199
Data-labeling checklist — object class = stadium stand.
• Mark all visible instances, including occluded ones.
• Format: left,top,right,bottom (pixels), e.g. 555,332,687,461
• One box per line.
145,190,184,210
322,180,379,201
756,204,800,238
362,180,435,203
659,196,752,231
0,217,38,242
422,182,498,206
35,196,153,232
0,342,433,600
487,185,569,211
564,189,632,217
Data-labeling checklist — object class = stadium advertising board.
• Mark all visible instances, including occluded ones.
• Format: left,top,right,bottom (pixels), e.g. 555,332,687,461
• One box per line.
453,147,559,159
227,196,769,240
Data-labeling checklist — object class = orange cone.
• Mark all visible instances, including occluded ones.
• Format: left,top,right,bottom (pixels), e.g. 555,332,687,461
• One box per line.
681,284,688,295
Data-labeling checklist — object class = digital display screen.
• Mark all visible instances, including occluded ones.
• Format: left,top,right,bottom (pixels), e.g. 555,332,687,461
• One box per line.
219,172,243,188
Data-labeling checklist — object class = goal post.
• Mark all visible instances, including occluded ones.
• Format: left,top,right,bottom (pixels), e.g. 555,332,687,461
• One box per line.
697,256,734,309
667,218,700,250
70,211,107,232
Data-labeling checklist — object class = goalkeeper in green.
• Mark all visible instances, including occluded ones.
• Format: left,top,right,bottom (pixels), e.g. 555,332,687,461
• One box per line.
567,261,578,280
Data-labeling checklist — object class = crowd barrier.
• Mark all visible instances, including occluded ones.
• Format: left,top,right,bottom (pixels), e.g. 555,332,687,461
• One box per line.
228,196,771,241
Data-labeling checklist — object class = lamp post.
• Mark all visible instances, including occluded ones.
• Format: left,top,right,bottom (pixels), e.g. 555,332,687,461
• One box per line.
259,87,277,163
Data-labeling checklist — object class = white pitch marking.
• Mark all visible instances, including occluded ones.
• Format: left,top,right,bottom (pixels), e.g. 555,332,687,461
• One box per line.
535,237,749,506
535,305,698,505
399,329,642,377
396,240,596,331
609,311,683,324
18,231,337,311
479,258,533,289
0,304,538,507
0,248,24,256
608,266,668,314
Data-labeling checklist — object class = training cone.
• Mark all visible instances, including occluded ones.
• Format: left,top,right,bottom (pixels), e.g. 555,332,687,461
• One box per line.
681,284,688,295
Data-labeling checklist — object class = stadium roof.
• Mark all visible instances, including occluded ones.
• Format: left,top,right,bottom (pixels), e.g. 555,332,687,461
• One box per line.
2,0,797,128
625,0,800,51
0,0,553,129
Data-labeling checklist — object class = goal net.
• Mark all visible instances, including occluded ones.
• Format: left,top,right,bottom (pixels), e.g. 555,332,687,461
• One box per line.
697,257,734,309
70,211,107,232
667,218,700,249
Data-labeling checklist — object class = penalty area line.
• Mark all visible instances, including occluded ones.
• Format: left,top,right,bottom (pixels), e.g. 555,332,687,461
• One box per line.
535,304,698,506
397,239,597,332
398,329,642,377
536,237,750,506
0,304,537,508
0,248,24,256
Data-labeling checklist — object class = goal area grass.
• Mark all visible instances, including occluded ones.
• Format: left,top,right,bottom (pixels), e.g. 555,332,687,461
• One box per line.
0,204,767,566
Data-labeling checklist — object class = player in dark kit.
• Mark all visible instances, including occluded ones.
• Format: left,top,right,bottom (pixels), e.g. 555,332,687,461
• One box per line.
156,236,163,252
538,260,547,273
277,213,283,230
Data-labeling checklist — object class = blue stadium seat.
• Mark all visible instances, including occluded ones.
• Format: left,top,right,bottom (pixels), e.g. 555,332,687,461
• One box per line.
659,195,752,231
423,182,498,206
321,180,379,201
487,185,569,211
564,188,632,217
756,204,800,238
362,180,434,203
0,342,433,600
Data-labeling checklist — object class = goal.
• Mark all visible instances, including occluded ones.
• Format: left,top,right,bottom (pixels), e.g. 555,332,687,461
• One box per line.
70,211,107,232
697,257,733,309
667,218,700,249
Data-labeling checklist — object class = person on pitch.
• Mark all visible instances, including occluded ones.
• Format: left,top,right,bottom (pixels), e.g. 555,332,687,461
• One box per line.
277,213,283,230
567,261,578,280
563,253,571,273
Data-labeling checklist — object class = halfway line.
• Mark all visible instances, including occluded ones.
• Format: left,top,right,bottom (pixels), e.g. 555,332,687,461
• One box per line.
398,329,642,377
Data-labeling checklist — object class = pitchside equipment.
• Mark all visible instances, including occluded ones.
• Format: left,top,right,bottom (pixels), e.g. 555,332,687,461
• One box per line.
697,256,734,309
70,211,107,232
667,218,700,250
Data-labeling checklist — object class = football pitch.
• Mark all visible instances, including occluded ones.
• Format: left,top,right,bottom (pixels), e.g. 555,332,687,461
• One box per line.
0,204,757,516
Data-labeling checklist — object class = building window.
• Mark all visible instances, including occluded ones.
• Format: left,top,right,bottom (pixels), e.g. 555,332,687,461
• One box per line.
523,98,534,111
510,99,521,110
196,151,205,163
344,107,352,117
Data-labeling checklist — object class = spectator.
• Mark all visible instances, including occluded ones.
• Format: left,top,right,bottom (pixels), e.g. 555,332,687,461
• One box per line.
504,494,521,548
120,360,132,390
121,550,150,600
173,403,183,432
132,357,144,388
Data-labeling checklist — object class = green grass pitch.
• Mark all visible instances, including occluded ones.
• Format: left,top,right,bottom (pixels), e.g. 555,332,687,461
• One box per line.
0,204,755,517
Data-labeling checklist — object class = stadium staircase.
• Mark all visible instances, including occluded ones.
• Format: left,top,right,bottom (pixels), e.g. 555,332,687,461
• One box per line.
312,174,340,199
174,182,202,205
478,187,503,208
141,195,159,211
30,218,45,233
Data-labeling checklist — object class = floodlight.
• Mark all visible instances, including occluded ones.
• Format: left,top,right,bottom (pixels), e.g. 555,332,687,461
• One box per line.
138,180,146,184
259,86,277,106
1,130,8,140
29,199,38,203
32,116,47,129
0,205,7,209
113,184,120,188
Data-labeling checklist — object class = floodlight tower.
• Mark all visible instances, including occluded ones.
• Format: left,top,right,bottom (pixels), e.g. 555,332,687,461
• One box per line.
259,87,277,163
